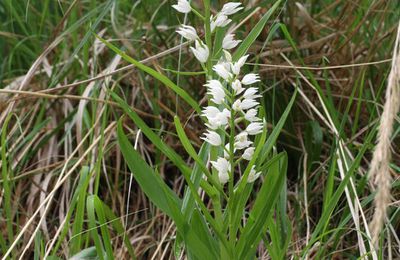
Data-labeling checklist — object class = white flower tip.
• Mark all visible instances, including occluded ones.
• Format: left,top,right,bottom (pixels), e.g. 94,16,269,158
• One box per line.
172,0,191,14
242,147,255,160
222,34,241,50
176,25,198,41
242,73,260,85
221,2,244,16
247,166,261,183
211,157,231,184
247,170,261,183
190,40,209,63
246,122,263,135
213,63,232,81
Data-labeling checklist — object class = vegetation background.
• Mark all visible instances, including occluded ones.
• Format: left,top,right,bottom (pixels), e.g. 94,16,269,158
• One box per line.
0,0,399,258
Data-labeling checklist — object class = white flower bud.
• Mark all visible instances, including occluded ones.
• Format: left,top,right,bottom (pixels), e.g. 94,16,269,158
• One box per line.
242,147,254,160
172,0,191,14
205,80,225,104
232,99,242,111
222,34,241,50
213,63,232,80
247,166,261,183
232,79,244,95
201,130,222,146
223,50,232,62
190,40,209,63
246,122,263,135
211,157,231,184
244,109,261,122
221,2,243,16
242,73,260,85
176,25,198,41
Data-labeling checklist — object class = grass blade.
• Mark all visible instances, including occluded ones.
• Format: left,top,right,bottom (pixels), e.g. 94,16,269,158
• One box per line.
236,152,288,259
233,0,283,61
96,35,201,114
117,120,182,218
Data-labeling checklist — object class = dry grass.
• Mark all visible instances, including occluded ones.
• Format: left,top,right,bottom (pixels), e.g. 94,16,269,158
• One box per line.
369,22,400,247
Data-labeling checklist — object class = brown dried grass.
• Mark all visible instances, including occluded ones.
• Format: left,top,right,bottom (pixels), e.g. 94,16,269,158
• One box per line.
369,22,400,247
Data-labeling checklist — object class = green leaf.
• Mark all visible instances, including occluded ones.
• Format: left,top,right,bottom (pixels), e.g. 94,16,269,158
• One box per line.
117,120,182,218
181,143,210,220
258,89,297,165
92,195,136,259
96,34,201,114
303,126,377,256
117,120,220,259
87,196,114,260
174,116,221,190
86,196,105,260
162,68,206,76
111,91,192,177
71,167,91,255
236,153,288,259
233,0,283,61
188,209,219,258
69,247,98,260
231,152,286,238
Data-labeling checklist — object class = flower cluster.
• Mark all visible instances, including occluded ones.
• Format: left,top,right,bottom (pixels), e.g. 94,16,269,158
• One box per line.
173,1,263,185
174,1,243,64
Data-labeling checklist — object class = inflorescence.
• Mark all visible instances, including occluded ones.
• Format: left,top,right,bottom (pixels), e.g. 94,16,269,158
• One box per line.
173,0,264,186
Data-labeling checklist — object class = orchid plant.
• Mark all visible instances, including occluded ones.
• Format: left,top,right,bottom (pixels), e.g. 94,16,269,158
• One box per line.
171,0,274,258
106,0,288,259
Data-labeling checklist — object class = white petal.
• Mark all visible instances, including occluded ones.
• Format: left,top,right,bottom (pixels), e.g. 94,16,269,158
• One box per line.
220,2,243,15
190,40,209,63
201,130,221,146
222,34,241,50
240,99,259,110
234,132,253,149
172,0,191,13
202,106,220,118
176,25,198,41
244,108,260,122
205,80,225,104
213,64,232,80
246,122,263,135
218,171,230,184
214,13,231,28
211,157,231,184
243,87,261,99
247,166,261,183
242,147,254,160
232,79,244,95
242,73,260,85
231,54,249,75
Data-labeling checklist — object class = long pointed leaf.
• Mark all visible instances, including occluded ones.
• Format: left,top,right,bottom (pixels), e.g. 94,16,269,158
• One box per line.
233,0,283,61
96,35,201,114
236,153,288,258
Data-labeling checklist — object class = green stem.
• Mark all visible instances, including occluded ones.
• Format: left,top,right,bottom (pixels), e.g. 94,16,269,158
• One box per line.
228,91,236,252
203,0,213,77
191,7,205,20
201,1,229,256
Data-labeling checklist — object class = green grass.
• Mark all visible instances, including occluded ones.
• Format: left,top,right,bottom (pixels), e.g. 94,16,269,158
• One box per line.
0,0,400,259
